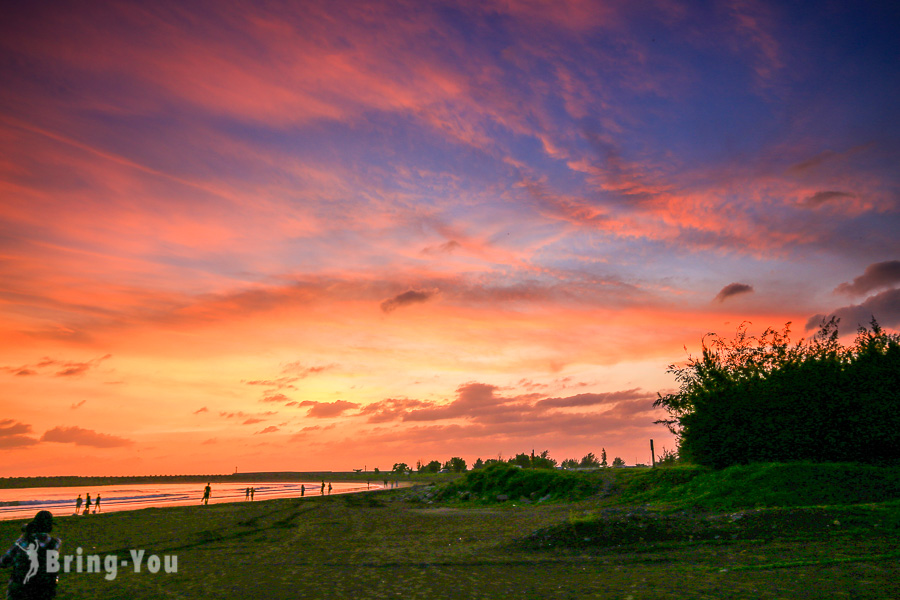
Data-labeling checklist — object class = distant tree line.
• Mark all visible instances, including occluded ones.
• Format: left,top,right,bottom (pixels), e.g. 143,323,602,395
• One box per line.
404,448,629,474
654,318,900,468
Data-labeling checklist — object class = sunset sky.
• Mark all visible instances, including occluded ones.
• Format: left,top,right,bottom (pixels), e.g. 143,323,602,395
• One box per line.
1,1,898,476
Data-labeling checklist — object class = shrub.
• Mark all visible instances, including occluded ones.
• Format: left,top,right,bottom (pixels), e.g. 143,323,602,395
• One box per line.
655,318,900,468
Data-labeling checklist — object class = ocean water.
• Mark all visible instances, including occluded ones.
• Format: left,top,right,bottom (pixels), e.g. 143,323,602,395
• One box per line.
0,480,379,521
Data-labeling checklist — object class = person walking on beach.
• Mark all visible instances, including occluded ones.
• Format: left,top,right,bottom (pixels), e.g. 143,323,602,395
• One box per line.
94,495,101,513
320,481,325,495
74,495,82,516
250,487,255,501
245,487,250,501
301,485,305,497
0,510,61,600
327,483,332,495
202,483,211,505
83,494,91,516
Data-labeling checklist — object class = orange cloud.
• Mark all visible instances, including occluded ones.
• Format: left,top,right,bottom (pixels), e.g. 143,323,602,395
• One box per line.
40,426,134,448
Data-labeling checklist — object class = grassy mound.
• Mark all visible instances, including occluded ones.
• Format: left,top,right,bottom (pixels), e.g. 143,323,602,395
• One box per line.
519,500,900,551
613,462,900,511
434,462,606,503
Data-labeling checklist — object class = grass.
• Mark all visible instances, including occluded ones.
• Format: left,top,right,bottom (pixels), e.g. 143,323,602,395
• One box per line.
1,462,898,599
609,461,900,510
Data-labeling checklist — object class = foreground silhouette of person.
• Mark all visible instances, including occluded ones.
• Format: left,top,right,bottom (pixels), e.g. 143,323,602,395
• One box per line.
83,494,91,516
250,487,255,501
202,483,211,505
301,485,305,497
0,510,62,599
94,495,101,513
245,487,250,501
74,495,82,516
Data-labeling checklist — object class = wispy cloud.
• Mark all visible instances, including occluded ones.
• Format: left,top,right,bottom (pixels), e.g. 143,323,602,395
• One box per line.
0,419,39,448
40,426,133,448
0,355,111,378
299,400,360,418
380,289,440,313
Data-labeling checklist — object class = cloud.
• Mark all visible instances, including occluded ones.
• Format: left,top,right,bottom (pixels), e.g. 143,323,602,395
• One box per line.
255,426,280,434
421,240,461,255
356,395,667,454
359,398,435,423
806,288,900,332
70,400,86,410
245,363,335,392
802,190,855,207
0,420,33,437
401,383,516,422
535,388,649,409
300,400,360,418
260,393,291,404
193,406,209,414
1,355,112,378
52,354,112,377
244,378,298,389
0,420,39,447
242,418,264,425
0,435,40,449
380,289,439,313
220,410,277,418
40,426,134,447
714,283,754,303
281,362,335,377
361,384,656,434
834,261,900,296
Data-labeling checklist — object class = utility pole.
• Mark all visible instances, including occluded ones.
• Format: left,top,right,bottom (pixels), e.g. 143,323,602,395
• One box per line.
650,439,656,468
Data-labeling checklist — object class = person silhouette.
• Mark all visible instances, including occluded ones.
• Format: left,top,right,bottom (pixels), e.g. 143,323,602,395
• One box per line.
83,494,91,516
301,485,305,497
0,510,62,599
202,483,211,505
245,487,250,501
74,495,82,516
250,487,255,501
94,495,101,513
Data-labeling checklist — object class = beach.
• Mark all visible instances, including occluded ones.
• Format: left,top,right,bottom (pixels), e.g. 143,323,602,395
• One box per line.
0,480,379,521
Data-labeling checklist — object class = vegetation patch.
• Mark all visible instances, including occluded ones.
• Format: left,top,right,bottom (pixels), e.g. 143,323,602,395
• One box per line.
613,462,900,511
433,462,607,504
518,501,900,552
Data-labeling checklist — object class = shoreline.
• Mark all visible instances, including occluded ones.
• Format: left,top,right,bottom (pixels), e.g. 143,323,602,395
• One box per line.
0,479,406,522
0,471,415,490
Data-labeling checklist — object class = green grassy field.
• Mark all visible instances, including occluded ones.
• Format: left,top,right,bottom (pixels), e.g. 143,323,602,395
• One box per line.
1,463,898,599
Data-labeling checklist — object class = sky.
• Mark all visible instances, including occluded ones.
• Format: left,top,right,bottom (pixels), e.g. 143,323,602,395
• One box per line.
1,0,898,476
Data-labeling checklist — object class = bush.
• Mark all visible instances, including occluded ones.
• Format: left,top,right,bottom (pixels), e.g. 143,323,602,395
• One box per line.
436,462,603,503
655,318,900,468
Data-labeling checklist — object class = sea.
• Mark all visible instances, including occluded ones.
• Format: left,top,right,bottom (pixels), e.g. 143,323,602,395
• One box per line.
0,480,379,521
